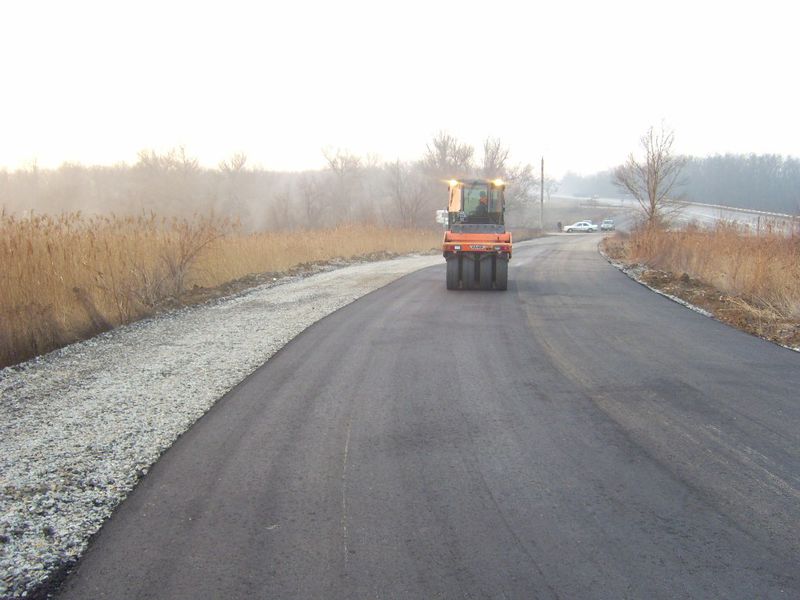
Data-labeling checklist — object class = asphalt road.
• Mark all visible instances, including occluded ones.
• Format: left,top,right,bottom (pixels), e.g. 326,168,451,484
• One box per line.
56,234,800,599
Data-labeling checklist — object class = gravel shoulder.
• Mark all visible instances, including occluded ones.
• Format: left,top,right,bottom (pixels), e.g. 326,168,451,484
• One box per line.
0,254,440,599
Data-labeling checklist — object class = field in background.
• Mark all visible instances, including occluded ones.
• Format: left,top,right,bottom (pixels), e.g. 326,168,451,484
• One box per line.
604,222,800,348
0,213,440,368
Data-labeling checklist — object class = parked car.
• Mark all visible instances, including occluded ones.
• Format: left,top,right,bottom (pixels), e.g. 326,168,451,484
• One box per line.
564,221,598,233
600,219,615,231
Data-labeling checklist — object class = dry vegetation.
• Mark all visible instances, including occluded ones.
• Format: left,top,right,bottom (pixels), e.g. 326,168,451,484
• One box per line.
604,221,800,348
0,212,439,368
0,135,548,368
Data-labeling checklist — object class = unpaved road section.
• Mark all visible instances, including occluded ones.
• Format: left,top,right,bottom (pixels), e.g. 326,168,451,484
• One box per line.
0,254,439,599
54,235,800,599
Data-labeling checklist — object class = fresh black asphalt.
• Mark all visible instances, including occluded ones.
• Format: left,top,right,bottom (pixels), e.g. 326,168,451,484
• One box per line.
56,234,800,599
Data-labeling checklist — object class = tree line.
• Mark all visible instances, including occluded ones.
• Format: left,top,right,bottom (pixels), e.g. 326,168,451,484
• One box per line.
561,153,800,215
681,154,800,213
0,134,542,230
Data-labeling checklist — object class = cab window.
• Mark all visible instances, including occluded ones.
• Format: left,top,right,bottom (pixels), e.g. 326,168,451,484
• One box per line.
490,187,503,212
463,184,489,215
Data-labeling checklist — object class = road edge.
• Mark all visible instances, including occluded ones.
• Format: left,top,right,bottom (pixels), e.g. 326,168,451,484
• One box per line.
597,242,799,354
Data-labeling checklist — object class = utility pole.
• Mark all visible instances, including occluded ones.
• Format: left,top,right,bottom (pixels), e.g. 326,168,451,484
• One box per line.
540,157,544,230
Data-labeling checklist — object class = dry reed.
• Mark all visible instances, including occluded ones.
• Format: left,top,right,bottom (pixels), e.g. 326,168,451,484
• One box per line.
0,213,439,368
623,221,800,319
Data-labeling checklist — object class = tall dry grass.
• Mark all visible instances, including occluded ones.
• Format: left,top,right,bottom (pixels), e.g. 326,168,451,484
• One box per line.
624,221,800,319
0,212,439,368
198,224,438,285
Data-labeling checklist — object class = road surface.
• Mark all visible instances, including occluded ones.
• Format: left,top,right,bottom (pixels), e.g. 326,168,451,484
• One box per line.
56,234,800,599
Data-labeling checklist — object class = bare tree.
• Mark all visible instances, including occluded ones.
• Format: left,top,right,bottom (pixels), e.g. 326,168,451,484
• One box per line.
218,152,250,221
364,153,383,169
423,132,474,178
175,146,199,176
385,160,428,227
614,126,686,227
269,186,293,230
322,147,362,178
501,162,537,215
543,176,559,202
481,137,510,177
219,152,248,174
132,147,206,216
322,147,362,222
297,172,325,228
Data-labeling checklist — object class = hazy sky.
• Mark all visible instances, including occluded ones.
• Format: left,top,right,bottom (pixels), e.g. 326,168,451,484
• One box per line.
2,0,797,176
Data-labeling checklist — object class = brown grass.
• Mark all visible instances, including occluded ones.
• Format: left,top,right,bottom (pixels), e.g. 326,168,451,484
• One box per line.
0,212,440,368
618,222,800,320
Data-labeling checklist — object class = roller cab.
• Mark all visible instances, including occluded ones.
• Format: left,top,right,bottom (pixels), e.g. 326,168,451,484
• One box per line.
442,179,512,290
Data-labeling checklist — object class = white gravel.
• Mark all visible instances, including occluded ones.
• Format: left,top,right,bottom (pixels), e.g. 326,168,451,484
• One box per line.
0,254,440,599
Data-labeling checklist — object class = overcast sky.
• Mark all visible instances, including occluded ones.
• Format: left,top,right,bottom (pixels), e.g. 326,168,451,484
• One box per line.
2,0,797,177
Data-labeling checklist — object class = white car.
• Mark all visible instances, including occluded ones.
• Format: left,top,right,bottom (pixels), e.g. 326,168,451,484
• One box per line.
600,219,615,231
564,221,598,233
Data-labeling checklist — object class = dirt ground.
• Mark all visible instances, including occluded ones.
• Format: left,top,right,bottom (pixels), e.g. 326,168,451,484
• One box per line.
601,238,800,351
